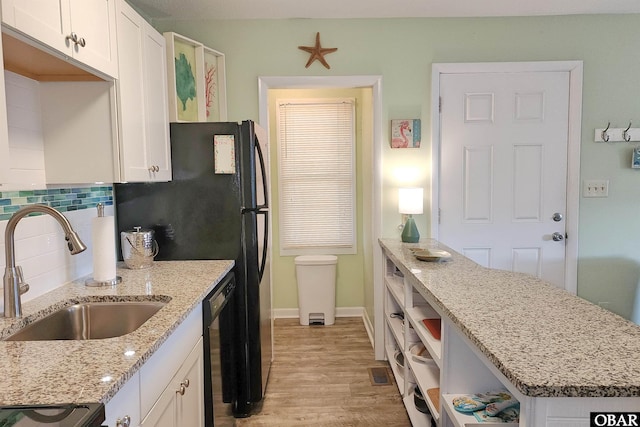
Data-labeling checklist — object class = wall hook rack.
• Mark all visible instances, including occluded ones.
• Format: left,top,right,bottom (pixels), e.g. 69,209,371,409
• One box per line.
595,121,640,142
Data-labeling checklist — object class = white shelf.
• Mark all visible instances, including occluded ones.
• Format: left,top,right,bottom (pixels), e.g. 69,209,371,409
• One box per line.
403,392,433,427
406,306,442,367
406,355,440,421
385,345,404,395
442,394,519,427
385,313,405,352
385,275,404,307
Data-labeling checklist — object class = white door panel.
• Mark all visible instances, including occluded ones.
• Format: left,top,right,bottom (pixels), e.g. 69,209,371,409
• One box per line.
439,71,570,288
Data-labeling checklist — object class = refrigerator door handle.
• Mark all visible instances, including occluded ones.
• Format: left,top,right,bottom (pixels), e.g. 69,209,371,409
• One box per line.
257,210,269,282
255,134,269,209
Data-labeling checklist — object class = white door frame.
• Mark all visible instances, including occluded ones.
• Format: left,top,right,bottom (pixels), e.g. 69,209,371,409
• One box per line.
431,61,583,295
258,76,385,357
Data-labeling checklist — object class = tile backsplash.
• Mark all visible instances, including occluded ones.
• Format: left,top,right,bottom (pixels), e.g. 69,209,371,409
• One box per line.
0,186,115,311
0,186,113,221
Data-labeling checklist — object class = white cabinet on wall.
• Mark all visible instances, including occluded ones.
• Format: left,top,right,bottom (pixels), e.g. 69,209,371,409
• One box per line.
1,0,118,78
0,36,10,186
115,0,171,182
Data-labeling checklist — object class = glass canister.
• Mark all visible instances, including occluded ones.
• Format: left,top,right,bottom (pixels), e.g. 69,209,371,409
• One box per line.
120,226,158,269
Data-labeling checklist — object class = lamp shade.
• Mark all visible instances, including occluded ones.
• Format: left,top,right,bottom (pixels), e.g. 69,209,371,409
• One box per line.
398,188,424,215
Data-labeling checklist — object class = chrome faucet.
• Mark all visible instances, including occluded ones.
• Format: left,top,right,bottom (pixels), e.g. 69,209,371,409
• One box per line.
3,204,87,318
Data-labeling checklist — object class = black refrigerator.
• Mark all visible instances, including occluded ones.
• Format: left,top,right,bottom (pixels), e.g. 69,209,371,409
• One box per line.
114,121,272,420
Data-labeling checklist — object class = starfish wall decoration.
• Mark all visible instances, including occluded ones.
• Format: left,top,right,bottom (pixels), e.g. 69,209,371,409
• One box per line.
298,32,338,69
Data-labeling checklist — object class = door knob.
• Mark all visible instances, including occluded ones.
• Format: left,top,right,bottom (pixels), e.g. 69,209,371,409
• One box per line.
552,232,564,241
552,212,563,222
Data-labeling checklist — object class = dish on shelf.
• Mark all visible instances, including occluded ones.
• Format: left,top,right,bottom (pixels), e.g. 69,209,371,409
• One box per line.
394,349,405,377
426,388,440,412
413,385,431,414
404,320,420,342
421,318,442,340
409,342,433,363
413,249,452,262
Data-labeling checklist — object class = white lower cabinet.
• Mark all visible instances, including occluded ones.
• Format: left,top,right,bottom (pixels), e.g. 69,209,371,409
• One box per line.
140,338,204,427
104,305,203,427
104,372,141,427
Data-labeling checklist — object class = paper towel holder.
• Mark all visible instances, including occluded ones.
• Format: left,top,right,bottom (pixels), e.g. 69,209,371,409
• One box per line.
85,203,122,287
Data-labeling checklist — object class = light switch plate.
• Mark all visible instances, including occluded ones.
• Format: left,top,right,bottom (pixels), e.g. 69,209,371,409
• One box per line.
583,180,609,197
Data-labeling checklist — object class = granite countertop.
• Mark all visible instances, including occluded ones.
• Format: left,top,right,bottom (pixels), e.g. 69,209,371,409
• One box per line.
0,260,234,406
379,238,640,398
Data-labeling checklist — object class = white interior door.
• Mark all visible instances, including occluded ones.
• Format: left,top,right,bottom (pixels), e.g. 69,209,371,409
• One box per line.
438,70,571,289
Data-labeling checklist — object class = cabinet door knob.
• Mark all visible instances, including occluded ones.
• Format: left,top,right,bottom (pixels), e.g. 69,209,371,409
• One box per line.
183,378,190,388
77,37,86,47
116,415,131,427
176,384,186,395
65,32,79,45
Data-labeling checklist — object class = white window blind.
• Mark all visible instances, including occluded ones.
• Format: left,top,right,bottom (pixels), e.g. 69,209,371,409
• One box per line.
277,98,356,255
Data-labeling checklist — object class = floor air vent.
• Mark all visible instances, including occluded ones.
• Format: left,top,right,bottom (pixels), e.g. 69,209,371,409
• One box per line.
368,367,392,386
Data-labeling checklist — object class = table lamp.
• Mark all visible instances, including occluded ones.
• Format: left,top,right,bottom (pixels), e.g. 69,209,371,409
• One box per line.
399,187,423,243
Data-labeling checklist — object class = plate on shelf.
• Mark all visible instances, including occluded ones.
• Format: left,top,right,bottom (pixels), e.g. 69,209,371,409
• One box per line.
409,343,433,364
413,249,451,262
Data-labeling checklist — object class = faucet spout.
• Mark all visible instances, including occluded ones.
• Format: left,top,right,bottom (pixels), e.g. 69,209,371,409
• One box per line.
3,204,87,318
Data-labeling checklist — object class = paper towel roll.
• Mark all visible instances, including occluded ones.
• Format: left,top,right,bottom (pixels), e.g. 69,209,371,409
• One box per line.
92,215,116,282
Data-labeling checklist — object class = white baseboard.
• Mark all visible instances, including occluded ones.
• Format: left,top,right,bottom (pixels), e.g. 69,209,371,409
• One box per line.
362,309,375,348
273,306,364,319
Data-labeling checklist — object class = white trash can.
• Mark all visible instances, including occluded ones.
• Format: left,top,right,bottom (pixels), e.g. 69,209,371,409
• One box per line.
294,255,338,326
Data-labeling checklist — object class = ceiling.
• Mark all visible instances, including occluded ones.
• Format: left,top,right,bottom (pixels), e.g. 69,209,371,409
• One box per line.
127,0,640,20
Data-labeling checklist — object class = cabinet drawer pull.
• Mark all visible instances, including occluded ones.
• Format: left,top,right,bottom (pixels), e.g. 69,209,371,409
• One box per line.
116,415,131,427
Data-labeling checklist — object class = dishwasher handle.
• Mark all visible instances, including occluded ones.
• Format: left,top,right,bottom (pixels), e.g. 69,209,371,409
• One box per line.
204,272,236,322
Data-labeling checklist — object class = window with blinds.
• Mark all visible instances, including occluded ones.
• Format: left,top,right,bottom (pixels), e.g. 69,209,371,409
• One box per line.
276,98,356,255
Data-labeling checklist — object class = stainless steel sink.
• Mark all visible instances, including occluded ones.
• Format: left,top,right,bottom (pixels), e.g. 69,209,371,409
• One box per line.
5,301,167,341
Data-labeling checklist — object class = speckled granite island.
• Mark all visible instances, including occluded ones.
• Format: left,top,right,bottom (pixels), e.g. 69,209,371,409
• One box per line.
379,238,640,427
0,260,233,424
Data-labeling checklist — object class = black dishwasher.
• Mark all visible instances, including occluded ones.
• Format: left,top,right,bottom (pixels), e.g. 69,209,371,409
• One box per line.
202,271,237,426
0,403,105,426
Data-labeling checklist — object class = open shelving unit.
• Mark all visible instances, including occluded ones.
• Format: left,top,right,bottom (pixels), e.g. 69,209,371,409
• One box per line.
382,252,522,427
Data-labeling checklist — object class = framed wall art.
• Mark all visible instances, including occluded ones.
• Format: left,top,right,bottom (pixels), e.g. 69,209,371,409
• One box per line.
164,32,227,122
390,119,421,148
203,46,227,122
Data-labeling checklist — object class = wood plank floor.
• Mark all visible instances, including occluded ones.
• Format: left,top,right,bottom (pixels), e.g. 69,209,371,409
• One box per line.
235,317,410,427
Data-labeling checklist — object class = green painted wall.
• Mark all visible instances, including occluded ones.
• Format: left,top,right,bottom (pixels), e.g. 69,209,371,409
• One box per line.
156,15,640,322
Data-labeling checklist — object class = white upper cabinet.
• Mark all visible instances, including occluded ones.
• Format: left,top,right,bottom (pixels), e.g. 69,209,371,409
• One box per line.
1,0,118,78
0,38,10,186
116,0,171,182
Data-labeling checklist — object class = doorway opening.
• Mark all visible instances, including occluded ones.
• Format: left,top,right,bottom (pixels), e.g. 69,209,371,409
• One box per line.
258,76,384,356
